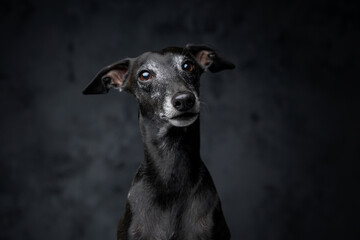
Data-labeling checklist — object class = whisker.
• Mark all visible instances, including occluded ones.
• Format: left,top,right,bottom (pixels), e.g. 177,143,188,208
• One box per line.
200,100,210,111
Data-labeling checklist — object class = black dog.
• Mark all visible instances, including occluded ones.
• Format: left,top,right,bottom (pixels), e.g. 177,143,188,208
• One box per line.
83,44,235,240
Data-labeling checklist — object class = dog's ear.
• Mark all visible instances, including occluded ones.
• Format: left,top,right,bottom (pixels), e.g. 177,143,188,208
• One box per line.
186,44,235,73
82,59,131,95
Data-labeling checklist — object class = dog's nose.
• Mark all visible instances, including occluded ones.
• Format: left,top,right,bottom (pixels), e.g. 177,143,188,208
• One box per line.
172,92,196,112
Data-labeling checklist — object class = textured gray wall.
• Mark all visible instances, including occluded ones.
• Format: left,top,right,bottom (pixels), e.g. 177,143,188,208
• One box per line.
1,0,359,239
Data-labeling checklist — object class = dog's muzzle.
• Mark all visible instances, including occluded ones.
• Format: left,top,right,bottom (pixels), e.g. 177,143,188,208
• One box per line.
161,91,200,127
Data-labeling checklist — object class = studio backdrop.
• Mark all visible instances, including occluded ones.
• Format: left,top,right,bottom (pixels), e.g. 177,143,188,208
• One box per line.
0,0,359,240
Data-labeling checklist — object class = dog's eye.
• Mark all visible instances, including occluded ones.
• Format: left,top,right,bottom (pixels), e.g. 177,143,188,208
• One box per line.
182,62,194,72
139,71,152,81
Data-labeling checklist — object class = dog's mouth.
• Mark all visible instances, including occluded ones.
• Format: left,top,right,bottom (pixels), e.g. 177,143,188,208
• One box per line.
161,111,199,127
170,112,198,121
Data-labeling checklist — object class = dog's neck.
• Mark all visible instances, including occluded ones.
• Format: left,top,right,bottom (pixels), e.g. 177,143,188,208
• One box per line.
138,112,201,190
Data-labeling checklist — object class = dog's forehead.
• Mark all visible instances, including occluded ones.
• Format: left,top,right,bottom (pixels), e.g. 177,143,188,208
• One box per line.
135,51,187,70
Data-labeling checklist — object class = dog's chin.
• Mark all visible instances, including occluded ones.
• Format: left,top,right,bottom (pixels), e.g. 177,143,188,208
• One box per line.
167,113,199,127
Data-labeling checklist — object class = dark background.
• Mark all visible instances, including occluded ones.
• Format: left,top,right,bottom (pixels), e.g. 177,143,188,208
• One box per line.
1,0,359,239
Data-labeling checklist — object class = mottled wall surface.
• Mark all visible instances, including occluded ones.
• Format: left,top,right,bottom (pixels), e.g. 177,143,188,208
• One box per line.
1,0,359,239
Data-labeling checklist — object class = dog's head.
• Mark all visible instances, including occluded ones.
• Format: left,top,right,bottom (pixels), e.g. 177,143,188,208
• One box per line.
83,44,235,127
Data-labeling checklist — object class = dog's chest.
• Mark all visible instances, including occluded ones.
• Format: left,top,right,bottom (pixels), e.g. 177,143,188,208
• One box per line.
127,179,217,240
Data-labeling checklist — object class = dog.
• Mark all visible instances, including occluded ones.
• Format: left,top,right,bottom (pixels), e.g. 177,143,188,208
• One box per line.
83,44,235,240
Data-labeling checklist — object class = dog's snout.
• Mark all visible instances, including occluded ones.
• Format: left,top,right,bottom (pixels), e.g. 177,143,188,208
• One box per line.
172,92,196,112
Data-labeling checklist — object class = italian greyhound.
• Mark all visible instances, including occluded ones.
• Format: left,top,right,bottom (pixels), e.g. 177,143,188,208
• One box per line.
83,44,235,240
